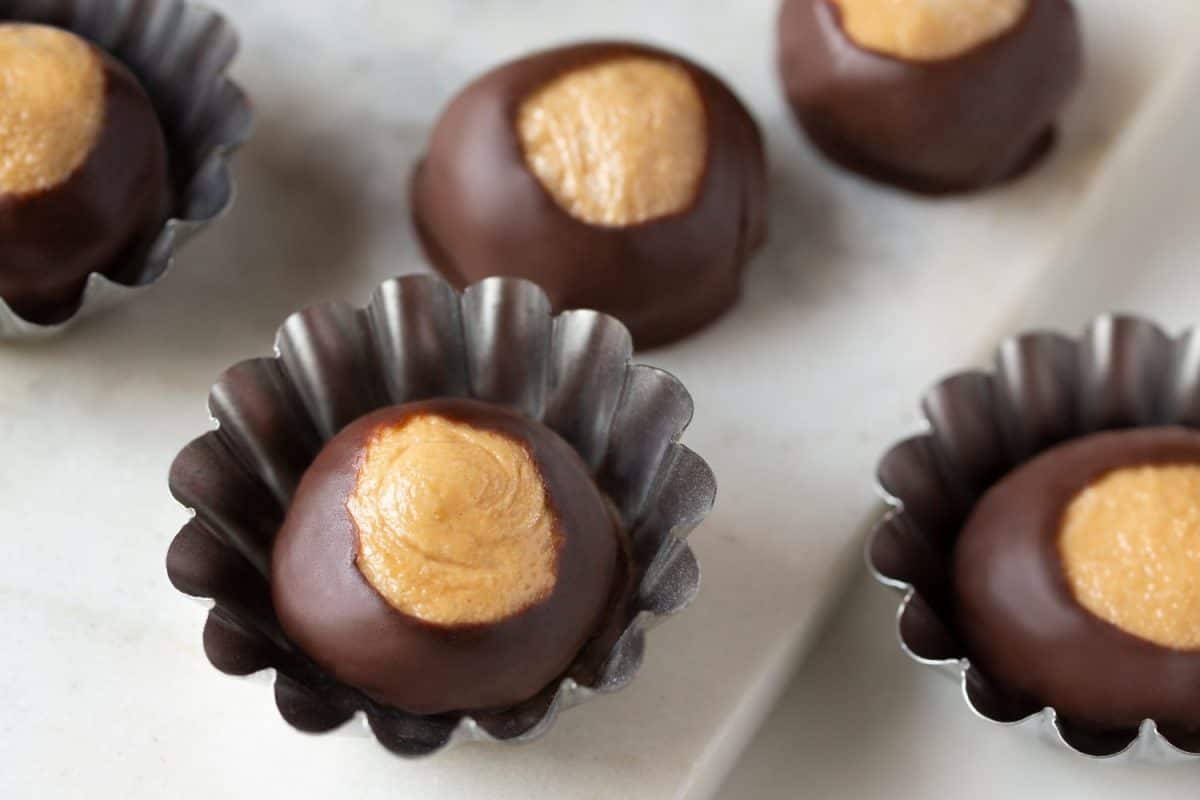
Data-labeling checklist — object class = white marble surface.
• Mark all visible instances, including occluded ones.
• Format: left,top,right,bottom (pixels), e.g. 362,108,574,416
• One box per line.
718,572,1200,800
2,2,1199,798
720,38,1200,799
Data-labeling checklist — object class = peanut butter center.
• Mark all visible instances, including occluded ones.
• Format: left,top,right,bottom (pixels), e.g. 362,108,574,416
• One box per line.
831,0,1027,61
516,56,707,227
1059,464,1200,651
0,24,105,196
349,414,560,626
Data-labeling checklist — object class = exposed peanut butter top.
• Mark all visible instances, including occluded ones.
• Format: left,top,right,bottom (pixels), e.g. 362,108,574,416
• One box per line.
1059,464,1200,651
0,23,105,196
517,56,707,227
831,0,1027,61
349,414,560,626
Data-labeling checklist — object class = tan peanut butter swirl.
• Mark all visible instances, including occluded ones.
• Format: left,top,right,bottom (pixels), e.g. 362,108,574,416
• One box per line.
517,55,707,227
831,0,1028,61
1059,464,1200,650
0,23,105,196
349,414,560,626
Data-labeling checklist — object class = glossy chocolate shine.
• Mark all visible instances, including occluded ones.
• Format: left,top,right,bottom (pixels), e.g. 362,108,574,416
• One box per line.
954,427,1200,730
271,399,622,715
777,0,1081,193
0,23,169,324
411,42,767,350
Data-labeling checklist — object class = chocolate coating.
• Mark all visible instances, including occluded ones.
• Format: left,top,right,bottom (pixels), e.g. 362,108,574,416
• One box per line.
954,426,1200,731
0,29,170,324
411,41,767,349
271,398,623,715
777,0,1081,193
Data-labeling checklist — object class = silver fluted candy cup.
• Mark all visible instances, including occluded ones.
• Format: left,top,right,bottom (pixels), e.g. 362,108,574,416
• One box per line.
166,275,713,756
0,0,252,340
868,314,1200,760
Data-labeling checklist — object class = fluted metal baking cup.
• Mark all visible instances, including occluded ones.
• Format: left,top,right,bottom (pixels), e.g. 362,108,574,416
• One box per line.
0,0,251,340
867,314,1200,761
165,275,712,756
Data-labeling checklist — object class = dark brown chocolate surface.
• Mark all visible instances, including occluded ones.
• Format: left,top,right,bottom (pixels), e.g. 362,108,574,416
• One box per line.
411,41,767,350
777,0,1081,194
271,398,623,715
0,34,170,324
954,426,1200,731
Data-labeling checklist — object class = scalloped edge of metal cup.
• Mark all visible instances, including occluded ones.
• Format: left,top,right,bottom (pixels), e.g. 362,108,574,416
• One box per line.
166,274,713,756
866,313,1200,761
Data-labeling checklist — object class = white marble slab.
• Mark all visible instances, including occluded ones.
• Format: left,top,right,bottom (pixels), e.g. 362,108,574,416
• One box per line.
721,574,1200,800
2,2,1198,798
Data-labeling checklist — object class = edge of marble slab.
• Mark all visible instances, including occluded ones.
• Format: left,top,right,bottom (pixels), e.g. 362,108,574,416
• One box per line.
998,40,1200,337
701,41,1200,800
682,533,872,799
